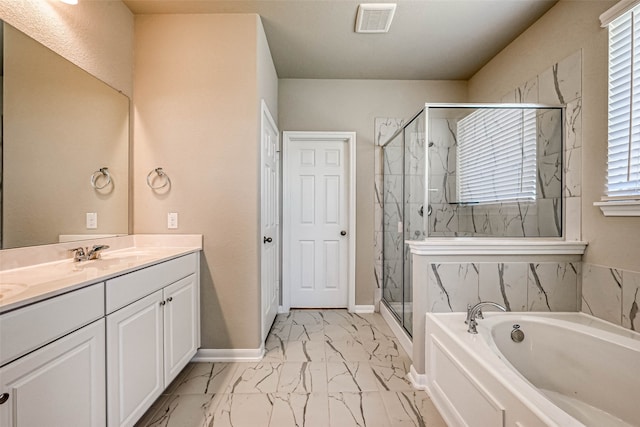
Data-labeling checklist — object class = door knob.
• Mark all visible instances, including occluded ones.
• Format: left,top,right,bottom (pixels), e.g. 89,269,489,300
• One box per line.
340,230,347,236
0,393,9,404
263,236,273,244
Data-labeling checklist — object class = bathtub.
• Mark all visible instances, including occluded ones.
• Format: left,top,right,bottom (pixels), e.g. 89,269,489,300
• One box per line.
424,312,640,427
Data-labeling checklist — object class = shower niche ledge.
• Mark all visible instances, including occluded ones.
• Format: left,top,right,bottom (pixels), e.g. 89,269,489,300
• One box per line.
407,239,587,256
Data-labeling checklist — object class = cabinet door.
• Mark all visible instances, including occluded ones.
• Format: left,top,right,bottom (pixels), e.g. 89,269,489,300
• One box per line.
0,319,106,427
107,291,163,427
163,274,199,385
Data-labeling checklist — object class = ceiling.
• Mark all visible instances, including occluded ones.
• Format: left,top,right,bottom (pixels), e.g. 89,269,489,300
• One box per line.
123,0,558,80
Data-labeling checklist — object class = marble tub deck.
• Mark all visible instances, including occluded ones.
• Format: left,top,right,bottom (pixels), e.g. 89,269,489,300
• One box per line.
136,309,446,427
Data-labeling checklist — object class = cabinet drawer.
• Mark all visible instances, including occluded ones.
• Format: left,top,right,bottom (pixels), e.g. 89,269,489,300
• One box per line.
0,283,105,366
106,253,197,314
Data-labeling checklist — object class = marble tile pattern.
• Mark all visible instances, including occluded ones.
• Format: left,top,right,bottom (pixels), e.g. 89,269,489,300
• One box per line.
581,263,640,330
425,50,583,239
427,262,579,314
135,309,446,427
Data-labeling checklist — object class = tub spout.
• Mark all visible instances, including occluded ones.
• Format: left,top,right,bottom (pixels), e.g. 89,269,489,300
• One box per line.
466,301,507,334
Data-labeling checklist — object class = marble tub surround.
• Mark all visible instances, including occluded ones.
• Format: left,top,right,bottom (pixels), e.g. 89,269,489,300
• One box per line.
0,234,202,313
135,309,446,427
582,263,640,331
407,239,586,384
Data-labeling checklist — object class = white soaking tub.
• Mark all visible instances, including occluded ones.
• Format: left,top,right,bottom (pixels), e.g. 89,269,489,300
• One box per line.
424,312,640,427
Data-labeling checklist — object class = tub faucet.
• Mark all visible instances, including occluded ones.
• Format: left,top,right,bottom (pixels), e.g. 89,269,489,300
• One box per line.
466,301,507,334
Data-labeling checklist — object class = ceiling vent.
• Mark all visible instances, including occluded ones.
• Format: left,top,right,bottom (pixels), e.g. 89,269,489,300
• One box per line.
355,3,397,33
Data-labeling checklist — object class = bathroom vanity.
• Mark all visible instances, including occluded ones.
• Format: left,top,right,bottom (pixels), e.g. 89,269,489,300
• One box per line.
0,235,202,427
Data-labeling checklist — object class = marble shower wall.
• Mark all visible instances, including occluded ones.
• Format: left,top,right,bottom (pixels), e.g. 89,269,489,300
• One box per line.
427,261,580,313
502,50,583,242
582,264,640,331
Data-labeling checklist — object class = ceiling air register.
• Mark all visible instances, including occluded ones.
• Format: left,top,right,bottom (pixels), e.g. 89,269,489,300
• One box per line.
355,3,397,33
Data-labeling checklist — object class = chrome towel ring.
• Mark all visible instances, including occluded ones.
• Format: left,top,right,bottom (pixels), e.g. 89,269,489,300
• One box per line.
90,167,111,190
147,167,171,189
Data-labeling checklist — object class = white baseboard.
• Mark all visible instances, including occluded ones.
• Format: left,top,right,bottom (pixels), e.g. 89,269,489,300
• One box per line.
193,346,264,362
278,306,289,314
352,305,375,313
408,365,428,390
379,302,413,359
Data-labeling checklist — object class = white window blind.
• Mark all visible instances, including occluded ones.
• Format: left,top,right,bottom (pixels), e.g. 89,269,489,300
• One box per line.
607,5,640,198
457,109,537,204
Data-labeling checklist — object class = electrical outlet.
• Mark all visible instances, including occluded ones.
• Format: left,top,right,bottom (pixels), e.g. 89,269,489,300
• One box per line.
168,212,178,229
86,212,98,229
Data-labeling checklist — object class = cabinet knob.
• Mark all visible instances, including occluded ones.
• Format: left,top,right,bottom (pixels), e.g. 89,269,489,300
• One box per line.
0,393,9,404
167,297,173,302
160,300,166,306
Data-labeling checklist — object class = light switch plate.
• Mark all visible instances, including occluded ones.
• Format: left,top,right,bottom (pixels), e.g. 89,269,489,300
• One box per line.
168,212,178,229
86,212,98,229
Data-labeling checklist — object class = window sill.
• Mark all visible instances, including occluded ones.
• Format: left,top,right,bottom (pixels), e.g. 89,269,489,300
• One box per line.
594,199,640,216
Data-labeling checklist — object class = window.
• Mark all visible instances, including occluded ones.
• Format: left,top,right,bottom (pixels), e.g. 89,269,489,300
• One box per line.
456,108,537,205
598,1,640,215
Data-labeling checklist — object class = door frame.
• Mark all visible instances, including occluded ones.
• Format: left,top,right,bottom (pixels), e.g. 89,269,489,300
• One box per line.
282,131,357,313
260,99,280,342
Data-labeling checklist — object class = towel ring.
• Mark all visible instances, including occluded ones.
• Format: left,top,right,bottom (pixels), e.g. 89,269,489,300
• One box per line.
147,167,171,189
90,167,111,190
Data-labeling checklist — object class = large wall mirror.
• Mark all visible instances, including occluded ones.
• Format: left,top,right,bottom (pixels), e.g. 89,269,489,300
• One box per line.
1,21,130,249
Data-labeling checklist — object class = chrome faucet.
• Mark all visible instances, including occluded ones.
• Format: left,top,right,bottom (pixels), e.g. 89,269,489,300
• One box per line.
465,301,507,334
87,245,110,260
69,245,110,262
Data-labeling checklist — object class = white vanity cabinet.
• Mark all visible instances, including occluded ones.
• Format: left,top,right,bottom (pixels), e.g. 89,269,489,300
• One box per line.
0,284,106,427
106,253,199,427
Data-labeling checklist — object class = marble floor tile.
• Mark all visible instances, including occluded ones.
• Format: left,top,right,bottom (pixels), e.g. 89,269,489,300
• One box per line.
225,362,282,394
137,393,217,427
268,393,329,427
283,340,326,362
289,323,325,341
262,336,286,362
138,310,447,427
326,362,380,393
168,363,238,395
269,322,292,341
278,362,328,393
324,323,361,342
370,363,415,392
328,392,392,427
209,393,274,427
325,339,371,362
380,391,447,427
292,310,325,326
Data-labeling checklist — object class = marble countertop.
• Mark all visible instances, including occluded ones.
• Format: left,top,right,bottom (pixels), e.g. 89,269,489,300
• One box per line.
0,242,201,314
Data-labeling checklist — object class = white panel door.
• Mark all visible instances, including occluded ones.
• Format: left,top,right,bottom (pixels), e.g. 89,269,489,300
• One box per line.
261,101,280,341
0,319,106,427
287,139,349,307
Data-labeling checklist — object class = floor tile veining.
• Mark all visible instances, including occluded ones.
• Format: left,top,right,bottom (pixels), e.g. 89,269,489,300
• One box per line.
135,309,446,427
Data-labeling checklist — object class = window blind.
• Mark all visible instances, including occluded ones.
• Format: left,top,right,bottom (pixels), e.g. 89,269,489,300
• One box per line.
457,109,537,204
607,6,640,198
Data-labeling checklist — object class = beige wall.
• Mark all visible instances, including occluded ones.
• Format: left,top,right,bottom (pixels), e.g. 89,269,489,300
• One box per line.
0,0,133,97
278,79,468,305
468,0,640,272
134,14,277,349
